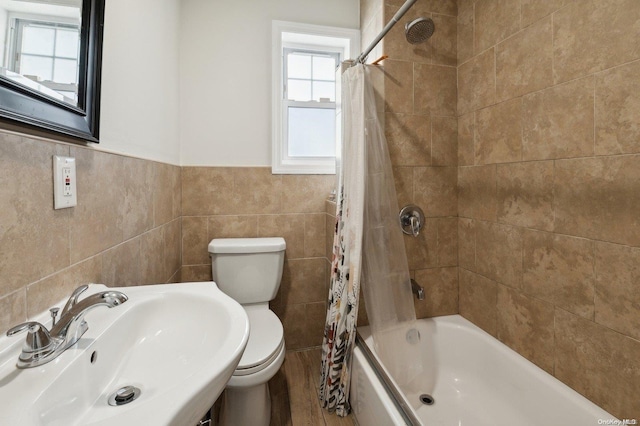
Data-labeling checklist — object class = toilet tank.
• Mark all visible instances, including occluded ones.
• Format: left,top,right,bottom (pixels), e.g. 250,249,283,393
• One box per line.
208,237,286,304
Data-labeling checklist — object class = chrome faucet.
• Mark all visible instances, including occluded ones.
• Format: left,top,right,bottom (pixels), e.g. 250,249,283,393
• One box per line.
5,285,127,369
411,279,425,300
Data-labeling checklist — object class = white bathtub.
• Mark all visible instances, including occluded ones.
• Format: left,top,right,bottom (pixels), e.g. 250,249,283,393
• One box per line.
350,315,617,426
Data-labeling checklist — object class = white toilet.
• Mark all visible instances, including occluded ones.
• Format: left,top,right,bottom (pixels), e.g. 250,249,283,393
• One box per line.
208,237,286,426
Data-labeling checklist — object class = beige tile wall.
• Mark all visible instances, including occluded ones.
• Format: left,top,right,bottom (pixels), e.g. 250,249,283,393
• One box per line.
180,167,334,350
0,130,182,333
457,0,640,418
372,0,459,318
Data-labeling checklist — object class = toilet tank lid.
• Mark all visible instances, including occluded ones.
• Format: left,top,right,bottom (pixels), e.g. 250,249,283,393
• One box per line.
208,237,286,254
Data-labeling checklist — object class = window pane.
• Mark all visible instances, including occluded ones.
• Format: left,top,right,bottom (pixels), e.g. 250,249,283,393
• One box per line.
53,58,77,84
313,81,335,102
313,56,336,81
20,55,53,81
22,26,55,55
288,107,335,157
55,28,79,58
287,53,310,79
287,79,311,101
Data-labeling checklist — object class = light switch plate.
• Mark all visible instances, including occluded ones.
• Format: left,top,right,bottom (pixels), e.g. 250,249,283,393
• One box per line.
53,156,77,209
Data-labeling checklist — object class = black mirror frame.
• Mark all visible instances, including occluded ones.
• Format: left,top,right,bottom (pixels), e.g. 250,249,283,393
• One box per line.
0,0,105,143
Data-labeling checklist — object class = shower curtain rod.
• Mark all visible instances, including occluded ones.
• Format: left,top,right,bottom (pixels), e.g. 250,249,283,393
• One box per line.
354,0,418,65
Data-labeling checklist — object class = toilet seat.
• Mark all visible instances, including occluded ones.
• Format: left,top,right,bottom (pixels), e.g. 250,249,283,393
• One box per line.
234,308,284,376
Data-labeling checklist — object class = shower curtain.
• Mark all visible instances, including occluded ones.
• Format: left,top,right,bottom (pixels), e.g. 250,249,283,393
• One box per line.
320,63,420,416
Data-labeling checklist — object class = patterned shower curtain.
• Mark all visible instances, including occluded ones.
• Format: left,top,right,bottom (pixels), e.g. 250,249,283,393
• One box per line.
319,63,366,416
319,62,420,416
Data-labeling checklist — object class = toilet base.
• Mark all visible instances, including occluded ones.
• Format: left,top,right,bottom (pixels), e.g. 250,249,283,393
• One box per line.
219,383,271,426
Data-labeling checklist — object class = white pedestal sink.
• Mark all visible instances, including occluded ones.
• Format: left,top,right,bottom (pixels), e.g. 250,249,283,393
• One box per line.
0,282,249,426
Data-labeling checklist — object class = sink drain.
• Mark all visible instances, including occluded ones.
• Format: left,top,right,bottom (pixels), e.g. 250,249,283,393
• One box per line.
108,385,141,406
419,394,435,405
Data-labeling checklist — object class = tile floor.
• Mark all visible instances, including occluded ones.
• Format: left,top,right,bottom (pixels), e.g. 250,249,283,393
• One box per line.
270,348,356,425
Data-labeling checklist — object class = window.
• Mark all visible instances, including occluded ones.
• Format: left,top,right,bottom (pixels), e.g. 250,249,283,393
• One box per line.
6,16,80,104
272,21,359,174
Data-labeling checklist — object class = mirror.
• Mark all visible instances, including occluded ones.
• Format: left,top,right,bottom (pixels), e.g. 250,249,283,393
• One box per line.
0,0,104,142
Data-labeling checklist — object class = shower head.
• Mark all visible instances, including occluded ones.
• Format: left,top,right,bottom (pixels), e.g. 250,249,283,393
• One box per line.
404,17,435,44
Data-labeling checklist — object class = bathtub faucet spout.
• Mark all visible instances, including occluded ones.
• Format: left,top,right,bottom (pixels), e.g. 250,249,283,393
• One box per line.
411,279,425,300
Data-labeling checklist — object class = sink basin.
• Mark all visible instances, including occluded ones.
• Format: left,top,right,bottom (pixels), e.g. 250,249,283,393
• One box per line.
0,282,249,425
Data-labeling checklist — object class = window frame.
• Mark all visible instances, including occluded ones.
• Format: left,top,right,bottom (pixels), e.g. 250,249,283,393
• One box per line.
10,18,81,104
271,20,359,175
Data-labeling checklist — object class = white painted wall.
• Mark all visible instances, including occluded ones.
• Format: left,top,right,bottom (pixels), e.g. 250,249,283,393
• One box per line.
98,0,181,165
179,0,360,166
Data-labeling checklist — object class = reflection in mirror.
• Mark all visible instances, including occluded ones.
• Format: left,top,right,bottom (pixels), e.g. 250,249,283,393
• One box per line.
0,0,82,106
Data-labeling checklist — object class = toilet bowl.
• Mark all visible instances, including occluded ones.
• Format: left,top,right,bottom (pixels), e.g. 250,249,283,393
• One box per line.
208,237,286,426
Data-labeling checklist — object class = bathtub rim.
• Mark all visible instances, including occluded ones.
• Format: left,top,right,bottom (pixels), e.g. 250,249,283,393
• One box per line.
354,330,420,425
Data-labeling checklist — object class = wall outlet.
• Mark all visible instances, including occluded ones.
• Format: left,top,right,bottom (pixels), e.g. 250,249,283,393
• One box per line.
53,156,77,209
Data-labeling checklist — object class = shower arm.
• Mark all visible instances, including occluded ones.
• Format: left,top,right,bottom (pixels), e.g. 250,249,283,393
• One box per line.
354,0,418,65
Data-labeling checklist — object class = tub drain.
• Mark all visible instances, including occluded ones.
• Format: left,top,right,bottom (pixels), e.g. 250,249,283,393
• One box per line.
419,394,435,405
108,385,141,406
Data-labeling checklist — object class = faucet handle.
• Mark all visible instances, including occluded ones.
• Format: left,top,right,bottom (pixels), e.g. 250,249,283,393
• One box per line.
62,284,89,316
7,321,54,353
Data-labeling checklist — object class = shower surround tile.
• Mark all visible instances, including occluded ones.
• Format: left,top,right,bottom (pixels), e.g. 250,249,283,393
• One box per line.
474,0,520,55
414,267,458,318
523,230,595,319
520,0,570,28
595,60,640,155
430,13,458,67
385,113,431,166
457,112,475,166
475,98,522,164
496,285,555,374
458,165,497,221
554,308,640,418
496,161,554,231
437,217,458,267
495,16,553,102
554,155,640,247
458,48,496,115
457,0,640,419
382,60,414,114
553,0,640,84
456,0,474,64
475,221,523,289
459,268,497,337
458,218,477,272
414,64,457,116
594,242,640,341
413,166,457,217
431,116,458,166
522,76,595,161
